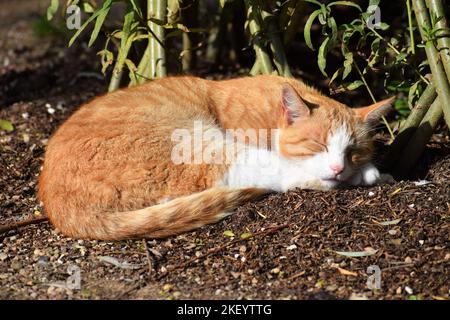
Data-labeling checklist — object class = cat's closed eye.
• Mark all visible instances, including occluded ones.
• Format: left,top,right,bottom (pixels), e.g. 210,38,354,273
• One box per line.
300,140,328,154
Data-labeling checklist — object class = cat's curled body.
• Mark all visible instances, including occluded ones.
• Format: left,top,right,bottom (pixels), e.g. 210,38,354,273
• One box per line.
38,75,393,240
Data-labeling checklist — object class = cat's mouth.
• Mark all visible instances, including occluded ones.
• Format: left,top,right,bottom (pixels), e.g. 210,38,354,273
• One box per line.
323,178,338,182
321,178,340,185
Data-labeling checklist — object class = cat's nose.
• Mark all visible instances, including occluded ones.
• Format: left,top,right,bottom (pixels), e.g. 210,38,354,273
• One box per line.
330,164,344,175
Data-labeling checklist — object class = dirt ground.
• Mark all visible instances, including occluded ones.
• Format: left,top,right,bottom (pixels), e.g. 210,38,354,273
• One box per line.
0,2,448,300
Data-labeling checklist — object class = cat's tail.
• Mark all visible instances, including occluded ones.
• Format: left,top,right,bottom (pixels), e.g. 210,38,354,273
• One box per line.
49,187,269,240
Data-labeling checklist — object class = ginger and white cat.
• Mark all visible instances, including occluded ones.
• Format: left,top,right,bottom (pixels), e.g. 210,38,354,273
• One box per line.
38,75,394,240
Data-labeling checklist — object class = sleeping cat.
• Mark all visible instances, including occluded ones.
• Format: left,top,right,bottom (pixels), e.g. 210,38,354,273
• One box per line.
38,75,394,240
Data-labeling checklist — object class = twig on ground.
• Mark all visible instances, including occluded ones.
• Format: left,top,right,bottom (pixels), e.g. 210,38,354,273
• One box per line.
157,223,289,280
142,238,153,276
0,216,48,236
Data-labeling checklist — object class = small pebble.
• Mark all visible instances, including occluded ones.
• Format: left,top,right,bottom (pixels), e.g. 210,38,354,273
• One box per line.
162,284,173,291
0,253,7,261
270,267,280,274
22,133,30,143
286,244,297,251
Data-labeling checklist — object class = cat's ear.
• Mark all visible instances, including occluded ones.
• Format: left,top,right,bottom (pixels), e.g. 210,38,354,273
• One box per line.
354,96,395,125
281,83,310,125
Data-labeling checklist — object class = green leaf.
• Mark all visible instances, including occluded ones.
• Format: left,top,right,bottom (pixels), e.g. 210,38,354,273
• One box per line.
223,230,235,238
330,68,341,84
82,2,95,13
342,52,353,79
368,38,381,68
335,249,378,257
68,0,113,47
97,49,113,74
408,81,421,109
240,232,253,240
125,58,138,84
334,80,364,93
0,119,14,132
379,22,390,30
304,9,322,51
47,0,59,21
395,52,408,64
328,1,362,12
88,0,114,47
318,36,330,76
394,99,411,117
328,16,338,45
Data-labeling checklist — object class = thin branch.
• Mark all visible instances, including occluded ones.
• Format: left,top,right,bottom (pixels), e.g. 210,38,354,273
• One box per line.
394,97,443,177
406,0,416,54
245,0,274,75
425,0,450,82
413,0,450,126
385,82,437,169
156,223,289,280
0,216,48,236
142,239,153,276
262,10,293,78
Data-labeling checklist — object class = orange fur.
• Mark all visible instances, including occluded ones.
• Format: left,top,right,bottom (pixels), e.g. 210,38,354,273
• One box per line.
38,75,391,240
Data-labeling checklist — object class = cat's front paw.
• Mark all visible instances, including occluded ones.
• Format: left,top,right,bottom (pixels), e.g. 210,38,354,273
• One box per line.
359,164,395,186
361,164,381,186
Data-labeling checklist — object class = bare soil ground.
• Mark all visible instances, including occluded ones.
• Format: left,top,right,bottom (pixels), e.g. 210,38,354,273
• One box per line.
0,2,448,300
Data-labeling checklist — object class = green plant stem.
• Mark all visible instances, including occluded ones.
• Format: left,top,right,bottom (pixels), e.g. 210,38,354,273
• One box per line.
108,6,135,91
399,82,437,132
150,0,167,78
261,10,292,78
413,0,450,126
250,58,261,75
369,27,429,84
245,0,273,74
394,97,443,177
384,82,436,169
406,0,416,54
167,0,179,24
354,61,395,140
426,0,450,83
181,0,198,73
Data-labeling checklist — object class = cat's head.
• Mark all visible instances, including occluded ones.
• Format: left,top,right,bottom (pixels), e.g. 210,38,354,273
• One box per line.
277,83,394,189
